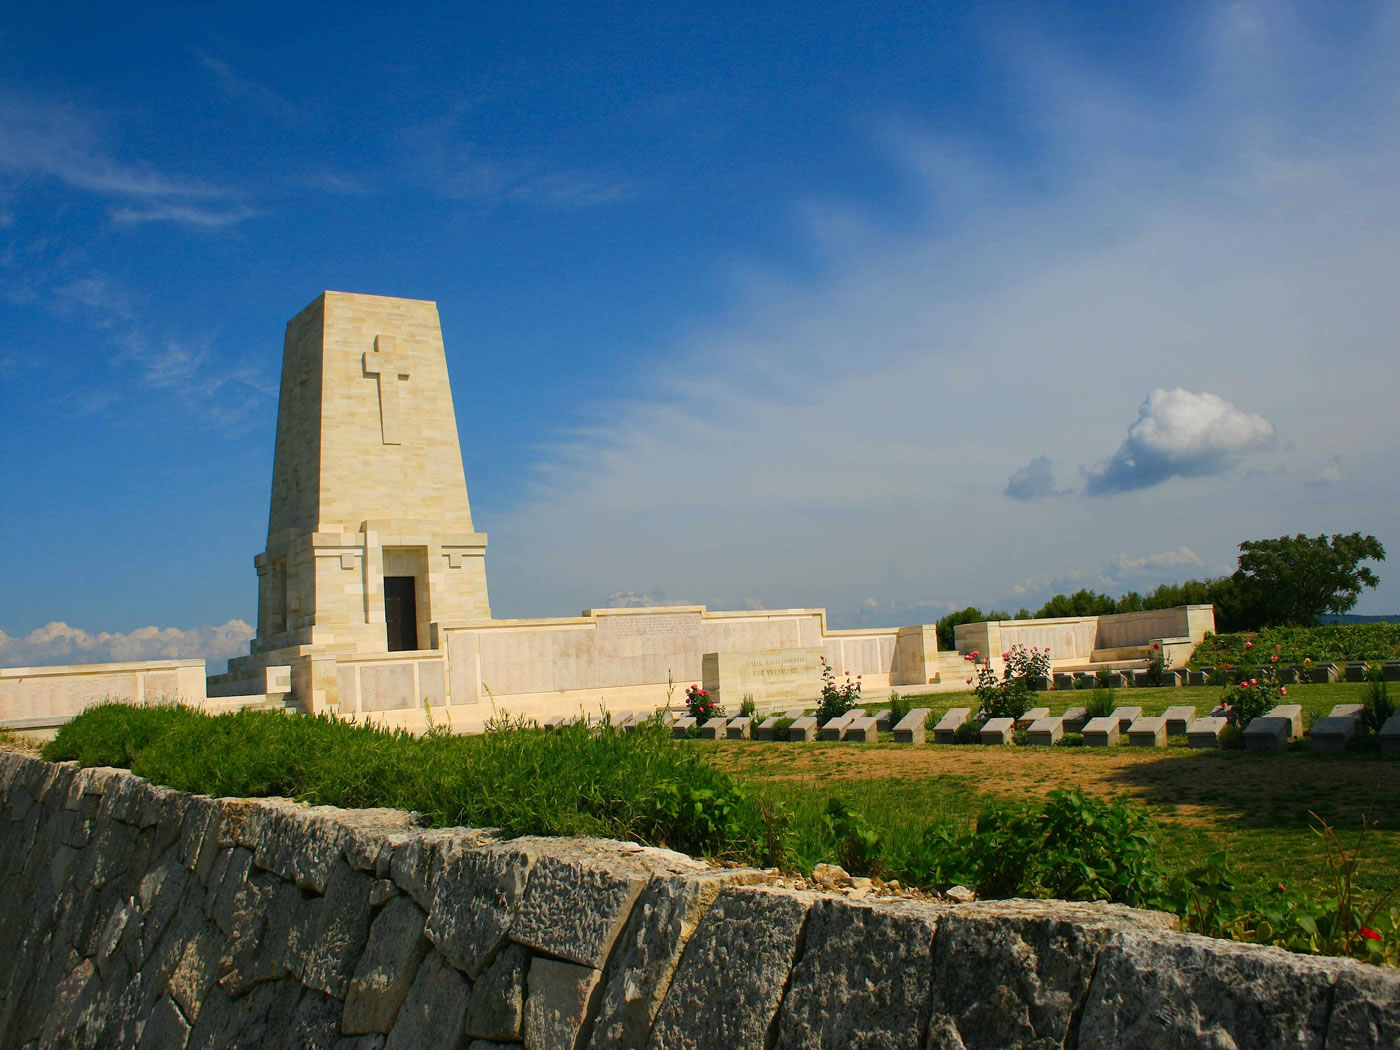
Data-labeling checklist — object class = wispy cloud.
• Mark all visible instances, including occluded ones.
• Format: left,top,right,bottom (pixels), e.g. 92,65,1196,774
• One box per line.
52,272,275,428
1011,547,1211,602
1083,388,1276,496
399,114,634,210
0,619,254,668
195,50,297,120
486,1,1400,623
0,91,255,228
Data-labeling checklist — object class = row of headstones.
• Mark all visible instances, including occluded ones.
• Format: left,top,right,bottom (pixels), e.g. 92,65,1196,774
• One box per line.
1042,660,1400,690
544,703,1400,754
942,703,1400,754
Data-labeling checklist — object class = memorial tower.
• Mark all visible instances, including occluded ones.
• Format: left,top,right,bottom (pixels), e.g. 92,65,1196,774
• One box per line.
212,291,490,705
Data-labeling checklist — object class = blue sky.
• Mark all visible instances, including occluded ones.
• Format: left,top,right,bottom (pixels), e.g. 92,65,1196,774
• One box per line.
3,1,1398,669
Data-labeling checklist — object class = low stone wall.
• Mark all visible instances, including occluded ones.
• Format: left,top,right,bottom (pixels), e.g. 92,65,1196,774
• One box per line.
954,605,1216,669
0,659,211,730
1,751,1395,1049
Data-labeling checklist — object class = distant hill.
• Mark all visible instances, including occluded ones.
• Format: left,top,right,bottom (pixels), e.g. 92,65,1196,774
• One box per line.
1321,613,1400,624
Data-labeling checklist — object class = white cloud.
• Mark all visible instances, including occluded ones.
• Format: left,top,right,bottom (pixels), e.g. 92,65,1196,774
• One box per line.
1084,389,1275,495
1009,548,1211,604
194,51,297,120
0,620,254,668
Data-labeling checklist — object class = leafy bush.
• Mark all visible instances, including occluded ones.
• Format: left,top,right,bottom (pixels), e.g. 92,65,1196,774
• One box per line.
1216,644,1287,726
44,703,766,861
816,658,861,722
1143,642,1172,686
769,717,795,741
822,798,883,877
1365,665,1394,733
739,694,757,718
685,684,722,725
1192,623,1400,667
907,790,1166,907
953,719,981,745
1085,687,1116,718
967,644,1049,721
1095,667,1115,688
1172,816,1400,967
888,690,911,726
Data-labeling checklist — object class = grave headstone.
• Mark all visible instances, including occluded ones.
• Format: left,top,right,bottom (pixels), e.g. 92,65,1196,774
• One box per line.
1266,704,1303,739
1127,715,1168,748
1075,673,1097,689
1108,672,1130,688
1061,706,1088,734
699,717,730,740
788,715,819,742
1053,672,1076,691
1345,662,1370,683
1384,662,1400,682
893,708,931,745
1187,716,1227,749
1329,703,1365,723
1163,705,1198,737
1109,707,1142,733
725,716,753,740
1380,713,1400,756
543,715,568,731
1027,675,1051,692
980,717,1014,745
1026,716,1064,746
1309,716,1357,753
819,709,865,741
1243,716,1290,751
873,708,894,730
1188,669,1209,687
842,715,879,743
1082,716,1120,747
1276,666,1299,685
1017,706,1049,728
933,707,972,745
1133,670,1154,688
755,714,785,741
672,716,697,738
1310,662,1339,685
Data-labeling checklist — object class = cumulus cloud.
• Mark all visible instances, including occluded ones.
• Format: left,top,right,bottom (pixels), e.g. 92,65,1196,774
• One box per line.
1004,456,1069,501
1083,389,1275,496
0,620,254,668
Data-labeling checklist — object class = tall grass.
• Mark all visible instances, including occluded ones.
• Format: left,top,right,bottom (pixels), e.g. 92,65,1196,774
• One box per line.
42,704,765,860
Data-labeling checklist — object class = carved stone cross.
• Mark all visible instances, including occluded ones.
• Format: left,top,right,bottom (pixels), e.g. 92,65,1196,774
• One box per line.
363,334,410,445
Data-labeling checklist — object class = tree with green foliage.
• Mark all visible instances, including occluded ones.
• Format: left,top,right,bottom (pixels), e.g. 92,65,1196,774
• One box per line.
1034,588,1117,619
1231,532,1385,627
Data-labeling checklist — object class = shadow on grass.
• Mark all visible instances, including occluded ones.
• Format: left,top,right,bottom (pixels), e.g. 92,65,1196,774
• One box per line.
1098,749,1400,832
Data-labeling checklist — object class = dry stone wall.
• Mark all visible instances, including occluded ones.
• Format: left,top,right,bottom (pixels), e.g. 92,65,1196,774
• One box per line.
1,750,1396,1050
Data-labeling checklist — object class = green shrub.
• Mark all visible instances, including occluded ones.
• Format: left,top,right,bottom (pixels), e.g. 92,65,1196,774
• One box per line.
1095,667,1114,688
44,703,767,861
816,658,862,722
739,694,757,718
905,790,1166,907
822,798,883,877
1060,732,1085,747
1192,623,1400,667
953,719,981,745
770,717,795,741
888,690,911,725
1085,687,1116,718
1364,665,1394,732
1219,722,1245,750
